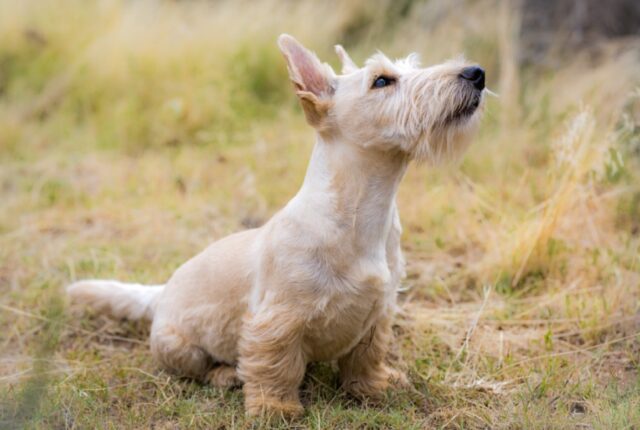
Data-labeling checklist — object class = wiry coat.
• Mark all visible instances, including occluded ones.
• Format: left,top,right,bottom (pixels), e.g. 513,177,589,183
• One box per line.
67,34,484,418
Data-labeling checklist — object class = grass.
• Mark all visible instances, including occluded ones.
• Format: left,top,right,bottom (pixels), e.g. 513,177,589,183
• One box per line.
1,0,640,428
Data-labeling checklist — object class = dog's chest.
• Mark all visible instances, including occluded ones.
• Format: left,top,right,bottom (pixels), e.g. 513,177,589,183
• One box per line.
302,264,395,362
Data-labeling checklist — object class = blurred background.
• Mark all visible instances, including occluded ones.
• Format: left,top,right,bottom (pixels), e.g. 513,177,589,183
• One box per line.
1,1,639,428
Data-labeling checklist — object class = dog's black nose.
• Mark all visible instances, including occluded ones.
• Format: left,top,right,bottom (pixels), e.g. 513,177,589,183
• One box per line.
460,66,485,90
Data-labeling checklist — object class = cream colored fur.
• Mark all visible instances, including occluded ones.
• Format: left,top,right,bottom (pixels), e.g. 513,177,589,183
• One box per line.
67,34,484,418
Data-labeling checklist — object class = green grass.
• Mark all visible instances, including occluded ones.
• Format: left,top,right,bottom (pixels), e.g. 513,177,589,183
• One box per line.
1,0,640,428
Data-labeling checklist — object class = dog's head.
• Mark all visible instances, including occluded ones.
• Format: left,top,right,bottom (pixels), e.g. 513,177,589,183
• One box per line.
278,34,485,163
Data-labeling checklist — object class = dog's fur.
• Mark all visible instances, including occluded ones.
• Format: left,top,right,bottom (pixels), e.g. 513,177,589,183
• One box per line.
67,34,484,418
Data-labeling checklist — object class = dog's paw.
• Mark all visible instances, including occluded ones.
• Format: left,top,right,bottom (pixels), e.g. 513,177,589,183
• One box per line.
343,374,389,401
385,366,410,389
343,379,387,402
205,365,242,389
343,366,411,400
245,398,304,420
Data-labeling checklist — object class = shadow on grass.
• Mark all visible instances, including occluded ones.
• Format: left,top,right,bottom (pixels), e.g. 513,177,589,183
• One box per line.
1,292,65,429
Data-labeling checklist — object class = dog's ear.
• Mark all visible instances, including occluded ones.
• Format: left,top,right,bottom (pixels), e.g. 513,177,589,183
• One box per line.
277,34,334,127
334,45,358,74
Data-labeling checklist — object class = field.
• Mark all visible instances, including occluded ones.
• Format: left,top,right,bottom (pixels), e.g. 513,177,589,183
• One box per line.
1,0,640,428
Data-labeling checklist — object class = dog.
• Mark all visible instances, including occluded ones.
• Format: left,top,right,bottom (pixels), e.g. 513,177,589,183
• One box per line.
67,34,485,418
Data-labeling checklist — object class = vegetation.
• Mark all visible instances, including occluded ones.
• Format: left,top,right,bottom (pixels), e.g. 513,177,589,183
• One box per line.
1,0,639,428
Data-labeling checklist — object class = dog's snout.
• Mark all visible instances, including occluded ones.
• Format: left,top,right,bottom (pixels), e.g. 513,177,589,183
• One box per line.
459,66,485,91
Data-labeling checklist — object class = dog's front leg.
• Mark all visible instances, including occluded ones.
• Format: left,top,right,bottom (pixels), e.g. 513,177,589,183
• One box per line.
238,307,306,418
338,313,409,400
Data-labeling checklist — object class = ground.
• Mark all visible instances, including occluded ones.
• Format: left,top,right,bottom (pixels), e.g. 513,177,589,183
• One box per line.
1,1,639,429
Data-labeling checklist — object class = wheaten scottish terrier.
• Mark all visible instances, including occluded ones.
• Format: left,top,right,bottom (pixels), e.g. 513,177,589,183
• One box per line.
68,34,485,418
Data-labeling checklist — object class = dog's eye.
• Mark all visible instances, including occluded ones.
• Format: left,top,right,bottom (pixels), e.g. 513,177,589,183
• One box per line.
372,76,395,89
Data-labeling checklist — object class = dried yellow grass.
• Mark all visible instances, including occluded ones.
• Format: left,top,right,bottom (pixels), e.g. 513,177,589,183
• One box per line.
1,0,639,428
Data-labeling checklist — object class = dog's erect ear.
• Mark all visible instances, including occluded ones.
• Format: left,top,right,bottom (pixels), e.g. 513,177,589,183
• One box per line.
277,34,334,127
334,45,358,74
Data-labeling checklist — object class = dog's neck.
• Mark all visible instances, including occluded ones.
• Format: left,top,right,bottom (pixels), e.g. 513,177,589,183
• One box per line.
288,135,409,254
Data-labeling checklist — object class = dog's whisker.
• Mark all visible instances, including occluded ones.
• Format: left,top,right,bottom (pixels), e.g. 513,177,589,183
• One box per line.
484,88,500,97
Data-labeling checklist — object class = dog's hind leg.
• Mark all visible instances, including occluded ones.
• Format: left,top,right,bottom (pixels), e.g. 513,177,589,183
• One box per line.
150,324,213,380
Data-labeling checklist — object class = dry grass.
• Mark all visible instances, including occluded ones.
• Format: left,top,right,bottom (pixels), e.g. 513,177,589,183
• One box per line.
1,0,639,428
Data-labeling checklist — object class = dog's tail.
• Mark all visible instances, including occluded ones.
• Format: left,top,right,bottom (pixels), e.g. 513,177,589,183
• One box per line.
67,280,164,321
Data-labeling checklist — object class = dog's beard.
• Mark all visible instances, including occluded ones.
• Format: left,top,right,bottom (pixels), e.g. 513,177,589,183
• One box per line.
413,94,483,165
442,91,482,126
398,75,484,164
